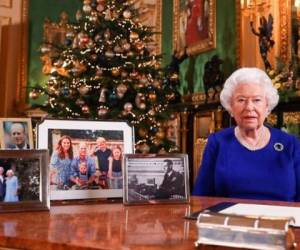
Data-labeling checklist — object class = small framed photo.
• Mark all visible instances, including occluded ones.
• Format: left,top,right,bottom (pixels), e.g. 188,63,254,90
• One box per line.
0,150,49,212
37,118,134,201
0,118,34,149
123,154,189,205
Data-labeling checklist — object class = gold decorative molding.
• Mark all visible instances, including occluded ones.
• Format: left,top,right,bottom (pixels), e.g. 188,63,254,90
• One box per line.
236,0,241,67
16,0,29,113
283,112,300,124
279,0,291,63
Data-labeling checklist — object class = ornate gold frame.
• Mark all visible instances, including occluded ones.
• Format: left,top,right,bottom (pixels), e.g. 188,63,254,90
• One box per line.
16,0,29,113
136,0,162,54
173,0,216,55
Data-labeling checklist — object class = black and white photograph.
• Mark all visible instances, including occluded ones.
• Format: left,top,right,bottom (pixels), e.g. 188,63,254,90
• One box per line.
123,154,189,204
0,118,34,149
37,119,134,200
0,150,49,212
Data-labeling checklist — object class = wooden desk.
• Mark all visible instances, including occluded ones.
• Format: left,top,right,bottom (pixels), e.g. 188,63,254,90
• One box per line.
0,197,299,250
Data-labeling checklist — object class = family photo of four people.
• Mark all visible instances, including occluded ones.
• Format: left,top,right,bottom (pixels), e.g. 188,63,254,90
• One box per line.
50,136,123,191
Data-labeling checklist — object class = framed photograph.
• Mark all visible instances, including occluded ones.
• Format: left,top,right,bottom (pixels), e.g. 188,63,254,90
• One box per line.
164,113,181,151
37,119,134,200
173,0,216,55
123,154,189,204
0,150,49,212
0,118,34,149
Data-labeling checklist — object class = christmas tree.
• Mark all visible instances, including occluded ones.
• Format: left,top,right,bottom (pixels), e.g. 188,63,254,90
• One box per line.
30,0,180,153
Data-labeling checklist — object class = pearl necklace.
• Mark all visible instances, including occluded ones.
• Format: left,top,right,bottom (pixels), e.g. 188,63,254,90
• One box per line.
235,126,270,151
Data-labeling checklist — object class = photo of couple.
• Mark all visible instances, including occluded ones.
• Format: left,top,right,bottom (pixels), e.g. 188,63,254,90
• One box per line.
49,132,124,192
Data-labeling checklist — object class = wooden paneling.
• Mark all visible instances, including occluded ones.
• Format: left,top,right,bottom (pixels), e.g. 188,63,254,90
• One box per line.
0,0,28,117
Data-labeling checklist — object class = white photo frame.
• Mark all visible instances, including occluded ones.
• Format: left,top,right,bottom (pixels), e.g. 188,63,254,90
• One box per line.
37,118,134,201
123,154,190,205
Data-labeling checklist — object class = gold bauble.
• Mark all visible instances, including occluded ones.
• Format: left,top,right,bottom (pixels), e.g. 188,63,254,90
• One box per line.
135,41,144,51
129,32,139,41
122,43,131,51
148,92,157,102
29,90,39,100
111,68,120,77
123,10,132,19
148,109,156,116
79,85,89,95
156,129,165,140
153,138,162,146
138,127,148,138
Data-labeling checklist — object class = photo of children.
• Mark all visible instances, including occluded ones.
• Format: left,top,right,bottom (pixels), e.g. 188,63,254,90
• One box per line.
37,119,134,200
48,129,125,195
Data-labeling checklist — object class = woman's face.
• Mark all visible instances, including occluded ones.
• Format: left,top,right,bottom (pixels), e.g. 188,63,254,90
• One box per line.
61,138,71,152
231,83,268,130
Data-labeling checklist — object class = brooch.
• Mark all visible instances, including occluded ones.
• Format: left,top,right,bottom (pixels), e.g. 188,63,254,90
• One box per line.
274,143,284,151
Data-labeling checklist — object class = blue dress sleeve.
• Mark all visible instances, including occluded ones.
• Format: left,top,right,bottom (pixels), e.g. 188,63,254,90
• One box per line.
292,136,300,201
50,152,59,168
192,133,218,196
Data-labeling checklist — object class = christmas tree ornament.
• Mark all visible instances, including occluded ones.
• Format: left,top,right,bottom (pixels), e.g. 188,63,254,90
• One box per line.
104,29,111,40
47,86,56,95
148,109,156,116
79,85,89,95
158,148,167,154
129,32,139,41
61,86,70,97
75,98,85,106
96,3,104,12
153,138,162,146
108,90,118,105
148,92,157,102
29,90,40,100
135,41,144,51
123,9,132,19
98,105,109,116
138,127,147,138
139,142,150,154
123,102,133,113
96,68,103,77
113,45,123,53
104,9,112,20
76,10,82,21
116,83,128,98
105,50,115,58
83,4,92,13
170,72,179,82
111,68,120,77
82,105,90,114
83,0,91,4
155,128,165,139
98,88,107,103
122,43,131,51
121,71,128,77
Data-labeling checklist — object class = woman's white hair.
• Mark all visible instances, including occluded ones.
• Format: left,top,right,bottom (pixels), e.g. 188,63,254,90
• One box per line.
220,67,279,114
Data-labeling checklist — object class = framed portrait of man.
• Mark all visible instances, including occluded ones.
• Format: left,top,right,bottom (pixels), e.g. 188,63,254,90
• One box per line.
173,0,216,55
0,118,34,149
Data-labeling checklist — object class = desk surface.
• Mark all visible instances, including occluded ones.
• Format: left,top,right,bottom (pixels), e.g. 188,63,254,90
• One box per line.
0,197,299,250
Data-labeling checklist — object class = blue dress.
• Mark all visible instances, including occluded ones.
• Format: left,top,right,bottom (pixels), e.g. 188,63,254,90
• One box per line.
193,127,300,201
4,176,19,202
50,152,72,188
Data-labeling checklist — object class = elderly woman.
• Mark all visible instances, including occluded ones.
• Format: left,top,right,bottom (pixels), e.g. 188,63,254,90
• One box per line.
193,67,300,201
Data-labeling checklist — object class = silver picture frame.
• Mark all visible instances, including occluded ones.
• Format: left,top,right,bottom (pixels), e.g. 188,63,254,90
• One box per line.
0,149,49,212
123,154,190,205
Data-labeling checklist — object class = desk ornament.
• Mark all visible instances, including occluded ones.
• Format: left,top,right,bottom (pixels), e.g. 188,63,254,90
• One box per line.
195,211,297,250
